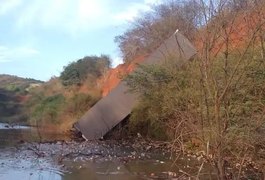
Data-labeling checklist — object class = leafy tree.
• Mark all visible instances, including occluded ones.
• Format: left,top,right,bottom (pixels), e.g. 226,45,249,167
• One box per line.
60,55,111,86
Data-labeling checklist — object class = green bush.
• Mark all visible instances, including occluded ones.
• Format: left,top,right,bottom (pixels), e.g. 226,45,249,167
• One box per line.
32,94,65,124
60,55,111,86
125,60,199,140
129,101,168,140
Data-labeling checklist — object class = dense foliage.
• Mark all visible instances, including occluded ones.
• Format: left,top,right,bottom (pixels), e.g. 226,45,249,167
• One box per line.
60,55,111,86
126,49,265,178
126,61,197,140
32,94,65,124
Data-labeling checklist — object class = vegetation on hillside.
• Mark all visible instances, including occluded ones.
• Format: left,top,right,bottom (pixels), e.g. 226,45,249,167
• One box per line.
0,56,110,129
0,75,43,123
60,55,111,86
26,55,110,130
0,74,43,94
121,0,265,179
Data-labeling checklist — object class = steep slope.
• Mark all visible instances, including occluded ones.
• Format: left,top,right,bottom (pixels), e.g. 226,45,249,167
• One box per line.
195,6,265,56
98,56,146,97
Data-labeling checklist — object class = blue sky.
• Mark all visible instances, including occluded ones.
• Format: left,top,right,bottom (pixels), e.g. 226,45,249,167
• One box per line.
0,0,161,81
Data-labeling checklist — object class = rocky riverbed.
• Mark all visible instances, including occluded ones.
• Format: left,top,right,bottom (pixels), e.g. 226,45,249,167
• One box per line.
1,137,210,180
1,123,261,179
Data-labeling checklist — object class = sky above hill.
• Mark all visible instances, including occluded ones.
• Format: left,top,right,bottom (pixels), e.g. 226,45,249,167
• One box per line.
0,0,161,81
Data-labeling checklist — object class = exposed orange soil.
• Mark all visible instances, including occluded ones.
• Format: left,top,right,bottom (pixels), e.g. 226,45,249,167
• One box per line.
98,56,146,96
195,8,265,56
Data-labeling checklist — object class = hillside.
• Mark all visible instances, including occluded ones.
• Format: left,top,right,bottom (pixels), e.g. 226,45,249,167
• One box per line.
0,74,43,123
0,74,43,92
24,55,110,131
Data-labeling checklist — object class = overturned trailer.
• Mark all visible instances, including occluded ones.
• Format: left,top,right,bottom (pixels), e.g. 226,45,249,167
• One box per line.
74,31,197,140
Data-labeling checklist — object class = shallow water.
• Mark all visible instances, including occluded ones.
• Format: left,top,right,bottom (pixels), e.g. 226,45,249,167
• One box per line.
0,123,70,148
0,123,206,180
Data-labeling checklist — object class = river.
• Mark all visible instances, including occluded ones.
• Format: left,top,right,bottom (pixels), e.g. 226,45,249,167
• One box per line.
0,123,206,180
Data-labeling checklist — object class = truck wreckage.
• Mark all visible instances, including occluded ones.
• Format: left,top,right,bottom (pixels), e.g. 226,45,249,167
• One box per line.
74,31,197,140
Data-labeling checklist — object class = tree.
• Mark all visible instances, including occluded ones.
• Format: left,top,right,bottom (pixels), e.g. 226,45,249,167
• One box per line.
60,55,111,86
115,0,201,62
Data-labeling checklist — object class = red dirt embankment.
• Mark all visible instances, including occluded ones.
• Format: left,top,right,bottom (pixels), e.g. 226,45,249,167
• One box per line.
98,56,146,96
195,7,265,56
